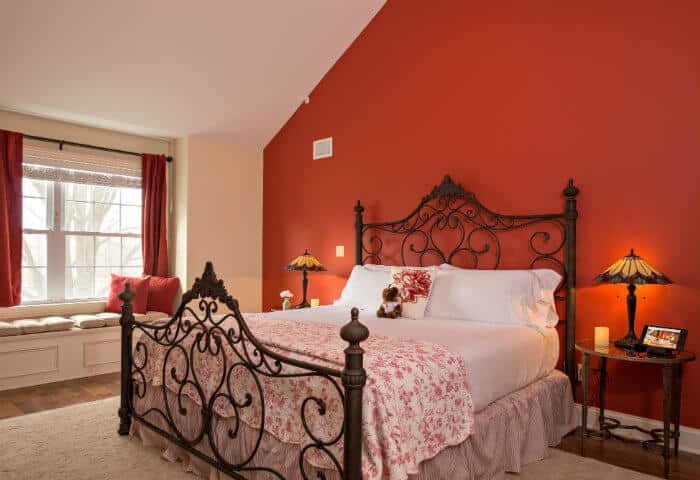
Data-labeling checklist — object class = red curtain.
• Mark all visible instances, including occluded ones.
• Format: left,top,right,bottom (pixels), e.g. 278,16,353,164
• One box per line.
0,130,23,307
142,154,168,277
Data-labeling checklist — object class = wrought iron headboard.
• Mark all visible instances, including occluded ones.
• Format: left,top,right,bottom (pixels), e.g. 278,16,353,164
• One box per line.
354,175,579,386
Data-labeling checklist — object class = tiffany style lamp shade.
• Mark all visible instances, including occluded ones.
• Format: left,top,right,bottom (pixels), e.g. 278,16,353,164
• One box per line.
285,250,326,309
594,249,672,349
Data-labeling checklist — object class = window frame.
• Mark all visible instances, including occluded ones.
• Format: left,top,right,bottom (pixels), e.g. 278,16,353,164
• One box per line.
21,179,143,305
20,179,53,303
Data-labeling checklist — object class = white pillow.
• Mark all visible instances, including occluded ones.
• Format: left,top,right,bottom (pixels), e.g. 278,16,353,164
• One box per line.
335,265,392,309
529,269,563,327
363,264,392,272
426,267,562,328
390,266,437,320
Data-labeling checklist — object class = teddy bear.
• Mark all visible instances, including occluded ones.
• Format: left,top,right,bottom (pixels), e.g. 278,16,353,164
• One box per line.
376,285,402,318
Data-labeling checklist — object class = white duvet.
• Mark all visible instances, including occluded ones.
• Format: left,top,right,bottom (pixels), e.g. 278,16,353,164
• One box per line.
258,305,559,412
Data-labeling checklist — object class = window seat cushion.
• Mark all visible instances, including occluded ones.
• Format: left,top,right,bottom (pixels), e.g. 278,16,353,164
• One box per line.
11,317,74,334
40,316,76,331
70,314,106,329
12,319,50,334
75,311,169,326
0,321,22,337
133,311,170,324
95,312,121,327
0,310,171,336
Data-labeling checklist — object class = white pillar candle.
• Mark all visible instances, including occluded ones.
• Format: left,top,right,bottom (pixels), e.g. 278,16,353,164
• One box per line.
310,298,320,308
594,327,610,348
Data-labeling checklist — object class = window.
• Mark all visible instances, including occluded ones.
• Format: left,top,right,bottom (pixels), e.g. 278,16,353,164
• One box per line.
22,177,142,304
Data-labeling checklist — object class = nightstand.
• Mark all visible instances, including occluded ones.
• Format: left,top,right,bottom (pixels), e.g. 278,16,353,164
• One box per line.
576,339,696,478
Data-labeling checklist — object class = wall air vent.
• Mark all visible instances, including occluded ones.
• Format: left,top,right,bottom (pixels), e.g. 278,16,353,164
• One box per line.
313,137,333,160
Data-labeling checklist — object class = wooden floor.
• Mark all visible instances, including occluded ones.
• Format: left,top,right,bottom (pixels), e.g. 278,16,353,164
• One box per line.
1,374,699,479
558,428,700,479
0,373,120,419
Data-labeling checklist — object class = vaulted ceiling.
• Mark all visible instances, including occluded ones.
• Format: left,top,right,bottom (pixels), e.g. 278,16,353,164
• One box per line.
0,0,385,146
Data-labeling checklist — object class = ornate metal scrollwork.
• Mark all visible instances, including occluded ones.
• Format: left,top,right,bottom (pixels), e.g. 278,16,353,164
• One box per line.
354,174,580,387
119,262,364,480
358,175,568,285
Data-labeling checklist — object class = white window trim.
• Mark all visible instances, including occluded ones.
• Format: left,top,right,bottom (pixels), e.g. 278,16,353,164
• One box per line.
21,179,142,306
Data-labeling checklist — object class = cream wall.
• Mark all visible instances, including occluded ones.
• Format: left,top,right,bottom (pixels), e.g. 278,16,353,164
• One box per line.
0,110,170,156
171,137,189,288
172,135,263,312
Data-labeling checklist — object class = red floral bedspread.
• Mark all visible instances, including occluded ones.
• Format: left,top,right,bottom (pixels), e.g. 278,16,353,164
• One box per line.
134,314,474,480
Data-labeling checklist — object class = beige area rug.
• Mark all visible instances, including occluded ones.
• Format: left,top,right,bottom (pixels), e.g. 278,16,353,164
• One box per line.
0,397,658,480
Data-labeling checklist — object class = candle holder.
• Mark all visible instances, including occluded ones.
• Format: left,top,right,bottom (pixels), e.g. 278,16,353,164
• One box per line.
594,326,610,349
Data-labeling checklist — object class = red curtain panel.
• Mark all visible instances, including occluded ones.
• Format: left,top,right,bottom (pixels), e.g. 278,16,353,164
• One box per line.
0,130,23,307
141,154,168,277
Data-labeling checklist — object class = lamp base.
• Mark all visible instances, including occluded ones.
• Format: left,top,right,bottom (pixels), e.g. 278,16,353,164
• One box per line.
296,301,310,309
614,333,639,350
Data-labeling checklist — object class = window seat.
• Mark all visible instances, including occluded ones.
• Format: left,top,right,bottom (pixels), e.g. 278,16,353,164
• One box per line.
0,311,168,336
0,310,170,391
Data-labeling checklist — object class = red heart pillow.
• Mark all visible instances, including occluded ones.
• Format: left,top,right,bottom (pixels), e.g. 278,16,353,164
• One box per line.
146,276,180,315
105,274,151,314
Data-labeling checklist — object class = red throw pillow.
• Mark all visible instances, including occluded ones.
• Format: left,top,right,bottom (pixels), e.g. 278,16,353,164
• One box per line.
105,274,151,314
146,276,180,315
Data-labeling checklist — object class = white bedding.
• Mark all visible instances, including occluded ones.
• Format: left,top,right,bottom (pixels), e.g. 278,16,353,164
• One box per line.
259,305,559,412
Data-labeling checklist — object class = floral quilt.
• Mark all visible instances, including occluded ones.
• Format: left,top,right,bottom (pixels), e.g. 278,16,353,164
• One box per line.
134,314,474,480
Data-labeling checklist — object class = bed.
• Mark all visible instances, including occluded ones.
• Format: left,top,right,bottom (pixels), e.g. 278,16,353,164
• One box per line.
117,175,580,479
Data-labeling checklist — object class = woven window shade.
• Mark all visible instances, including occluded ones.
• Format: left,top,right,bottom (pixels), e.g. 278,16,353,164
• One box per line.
22,141,141,188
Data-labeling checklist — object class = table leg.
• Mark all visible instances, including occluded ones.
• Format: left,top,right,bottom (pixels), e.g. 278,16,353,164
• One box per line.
674,364,683,456
581,353,590,456
663,365,672,479
598,357,607,434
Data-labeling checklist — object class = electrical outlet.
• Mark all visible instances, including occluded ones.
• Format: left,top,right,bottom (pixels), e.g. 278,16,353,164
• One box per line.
577,363,583,382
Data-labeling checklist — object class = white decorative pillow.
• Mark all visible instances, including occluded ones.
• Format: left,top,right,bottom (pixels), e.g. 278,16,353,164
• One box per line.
426,267,561,328
336,265,392,309
390,267,436,319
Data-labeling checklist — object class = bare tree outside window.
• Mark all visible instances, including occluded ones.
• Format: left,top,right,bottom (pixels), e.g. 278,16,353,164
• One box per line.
21,177,142,304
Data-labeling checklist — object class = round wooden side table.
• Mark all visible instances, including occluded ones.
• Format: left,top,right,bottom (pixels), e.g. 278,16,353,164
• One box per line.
575,339,696,478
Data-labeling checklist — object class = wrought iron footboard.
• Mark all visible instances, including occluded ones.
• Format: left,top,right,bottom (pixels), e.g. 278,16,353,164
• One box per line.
117,262,369,480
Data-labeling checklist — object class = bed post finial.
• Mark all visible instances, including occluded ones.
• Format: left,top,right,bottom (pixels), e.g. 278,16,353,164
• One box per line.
563,178,579,391
341,307,369,479
118,282,136,435
563,178,579,198
354,201,365,266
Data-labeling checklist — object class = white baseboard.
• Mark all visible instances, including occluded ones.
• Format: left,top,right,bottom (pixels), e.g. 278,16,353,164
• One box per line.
574,403,700,455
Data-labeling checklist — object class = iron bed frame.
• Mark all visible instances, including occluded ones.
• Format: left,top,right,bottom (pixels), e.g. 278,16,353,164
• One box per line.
118,174,579,480
355,175,579,386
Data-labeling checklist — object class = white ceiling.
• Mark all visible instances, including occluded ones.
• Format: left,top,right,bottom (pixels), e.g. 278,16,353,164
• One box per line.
0,0,384,146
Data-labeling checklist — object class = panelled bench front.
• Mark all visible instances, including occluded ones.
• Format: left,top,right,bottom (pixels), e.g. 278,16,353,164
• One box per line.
0,311,168,391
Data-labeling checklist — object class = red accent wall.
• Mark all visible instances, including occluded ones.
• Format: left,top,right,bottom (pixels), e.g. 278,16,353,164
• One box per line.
263,1,700,427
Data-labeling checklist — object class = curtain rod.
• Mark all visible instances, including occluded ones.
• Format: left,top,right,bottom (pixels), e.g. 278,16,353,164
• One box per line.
24,134,173,163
